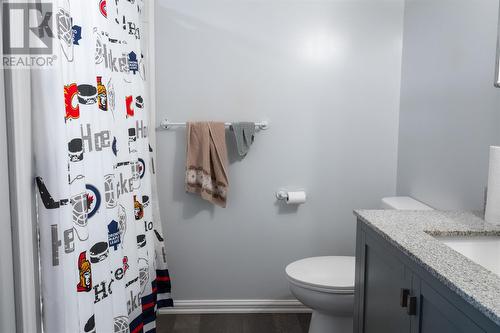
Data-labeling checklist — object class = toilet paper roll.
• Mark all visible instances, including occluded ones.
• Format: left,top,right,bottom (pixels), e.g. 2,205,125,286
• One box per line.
286,191,307,205
485,146,500,225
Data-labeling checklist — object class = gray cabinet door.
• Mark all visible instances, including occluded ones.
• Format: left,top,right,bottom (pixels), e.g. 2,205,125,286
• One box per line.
361,234,412,333
412,278,485,333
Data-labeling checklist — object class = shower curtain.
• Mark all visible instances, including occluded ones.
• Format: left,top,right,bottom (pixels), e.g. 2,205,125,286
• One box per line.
32,1,172,332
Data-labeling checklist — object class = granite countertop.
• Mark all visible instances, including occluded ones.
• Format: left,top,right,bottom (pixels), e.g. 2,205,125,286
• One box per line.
353,210,500,325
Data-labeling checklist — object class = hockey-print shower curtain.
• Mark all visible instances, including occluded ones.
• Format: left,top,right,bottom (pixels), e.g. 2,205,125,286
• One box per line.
32,1,172,332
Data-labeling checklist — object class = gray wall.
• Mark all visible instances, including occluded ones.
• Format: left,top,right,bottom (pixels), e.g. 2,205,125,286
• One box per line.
397,0,500,210
155,0,404,300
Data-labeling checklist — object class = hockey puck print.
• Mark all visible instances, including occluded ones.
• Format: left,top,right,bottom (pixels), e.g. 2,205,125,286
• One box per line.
68,138,83,162
136,234,146,249
77,84,98,105
84,315,95,333
128,128,136,142
135,95,144,108
89,241,109,263
142,195,149,208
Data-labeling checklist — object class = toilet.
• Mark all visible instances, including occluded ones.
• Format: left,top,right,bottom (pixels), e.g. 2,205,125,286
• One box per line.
286,256,354,333
285,196,433,333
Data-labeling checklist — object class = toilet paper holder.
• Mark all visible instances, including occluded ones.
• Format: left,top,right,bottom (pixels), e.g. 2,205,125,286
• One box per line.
276,191,289,200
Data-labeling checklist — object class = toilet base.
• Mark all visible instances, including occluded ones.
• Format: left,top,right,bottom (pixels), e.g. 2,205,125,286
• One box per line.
308,311,353,333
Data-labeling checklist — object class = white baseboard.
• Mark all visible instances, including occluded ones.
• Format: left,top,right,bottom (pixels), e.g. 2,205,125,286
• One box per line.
158,299,312,314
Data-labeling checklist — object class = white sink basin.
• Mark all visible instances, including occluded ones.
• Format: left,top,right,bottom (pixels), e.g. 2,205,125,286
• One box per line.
434,235,500,276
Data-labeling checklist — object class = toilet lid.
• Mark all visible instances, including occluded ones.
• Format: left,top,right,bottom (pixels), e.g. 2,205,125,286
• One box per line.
285,256,355,292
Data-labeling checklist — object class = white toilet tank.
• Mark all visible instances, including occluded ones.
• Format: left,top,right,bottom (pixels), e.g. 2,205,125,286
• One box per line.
381,196,433,210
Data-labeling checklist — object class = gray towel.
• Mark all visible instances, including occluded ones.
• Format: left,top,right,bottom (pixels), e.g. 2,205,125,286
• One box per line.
230,122,255,157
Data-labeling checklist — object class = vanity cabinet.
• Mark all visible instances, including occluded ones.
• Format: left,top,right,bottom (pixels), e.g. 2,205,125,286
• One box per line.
354,219,499,333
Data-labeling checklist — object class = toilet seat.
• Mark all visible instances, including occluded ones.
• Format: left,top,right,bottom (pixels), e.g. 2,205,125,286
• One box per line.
285,256,355,294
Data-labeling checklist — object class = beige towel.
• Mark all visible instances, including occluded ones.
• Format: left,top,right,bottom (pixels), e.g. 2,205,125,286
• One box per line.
185,122,229,207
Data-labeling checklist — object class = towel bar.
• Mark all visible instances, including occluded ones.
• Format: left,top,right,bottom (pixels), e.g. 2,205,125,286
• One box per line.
160,119,269,131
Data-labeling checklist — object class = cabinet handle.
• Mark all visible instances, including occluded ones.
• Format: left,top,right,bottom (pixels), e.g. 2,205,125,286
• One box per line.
400,288,410,307
407,296,417,316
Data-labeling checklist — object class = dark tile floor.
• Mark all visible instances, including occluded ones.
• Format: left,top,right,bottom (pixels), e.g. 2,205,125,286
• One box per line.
156,313,311,333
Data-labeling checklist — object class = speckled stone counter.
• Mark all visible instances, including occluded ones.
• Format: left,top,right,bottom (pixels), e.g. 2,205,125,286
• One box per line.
353,210,500,325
